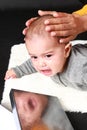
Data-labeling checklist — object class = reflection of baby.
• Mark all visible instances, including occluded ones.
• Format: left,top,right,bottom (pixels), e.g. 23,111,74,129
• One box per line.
14,90,49,130
14,90,73,130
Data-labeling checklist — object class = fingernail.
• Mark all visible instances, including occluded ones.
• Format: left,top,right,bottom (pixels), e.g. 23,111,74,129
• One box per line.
53,13,59,17
51,32,56,36
38,10,42,13
59,39,63,43
44,20,49,24
45,26,50,31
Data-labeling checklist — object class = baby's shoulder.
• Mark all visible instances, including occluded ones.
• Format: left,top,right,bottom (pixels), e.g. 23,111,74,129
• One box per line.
72,43,87,57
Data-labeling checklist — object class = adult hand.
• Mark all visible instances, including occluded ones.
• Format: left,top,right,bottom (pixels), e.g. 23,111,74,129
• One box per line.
38,10,84,43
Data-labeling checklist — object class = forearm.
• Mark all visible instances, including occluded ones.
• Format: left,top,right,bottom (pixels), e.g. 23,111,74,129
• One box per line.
80,14,87,32
73,4,87,34
13,59,37,78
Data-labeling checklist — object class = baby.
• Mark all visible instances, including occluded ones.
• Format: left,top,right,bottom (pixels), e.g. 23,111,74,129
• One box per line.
5,14,87,90
14,90,48,130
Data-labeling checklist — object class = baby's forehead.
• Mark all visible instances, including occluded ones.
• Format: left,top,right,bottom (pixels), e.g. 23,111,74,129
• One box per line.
27,32,59,41
25,34,61,48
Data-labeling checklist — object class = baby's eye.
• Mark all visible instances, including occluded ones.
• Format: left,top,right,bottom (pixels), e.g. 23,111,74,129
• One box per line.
46,54,52,58
31,56,38,59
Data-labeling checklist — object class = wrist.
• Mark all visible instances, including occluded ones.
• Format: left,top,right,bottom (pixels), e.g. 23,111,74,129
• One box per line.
72,13,87,34
81,15,87,32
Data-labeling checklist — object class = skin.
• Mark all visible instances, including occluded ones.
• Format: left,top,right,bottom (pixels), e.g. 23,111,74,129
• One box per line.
25,34,71,76
4,69,17,79
14,91,48,130
23,10,87,44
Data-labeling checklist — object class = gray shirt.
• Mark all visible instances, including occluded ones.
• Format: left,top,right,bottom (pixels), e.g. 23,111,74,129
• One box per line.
13,44,87,91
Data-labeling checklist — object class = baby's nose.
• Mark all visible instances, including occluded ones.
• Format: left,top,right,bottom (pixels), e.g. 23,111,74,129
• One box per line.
39,59,46,67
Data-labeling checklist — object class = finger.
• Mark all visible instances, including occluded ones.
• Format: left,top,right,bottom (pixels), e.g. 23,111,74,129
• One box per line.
4,74,11,80
25,17,37,26
44,16,71,25
22,27,29,35
50,29,74,37
23,17,38,35
50,31,70,37
38,10,58,16
59,35,77,44
38,10,71,18
54,12,70,17
4,75,8,80
45,24,72,32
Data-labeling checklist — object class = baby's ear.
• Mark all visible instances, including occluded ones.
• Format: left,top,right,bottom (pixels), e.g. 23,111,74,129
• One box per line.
64,43,72,58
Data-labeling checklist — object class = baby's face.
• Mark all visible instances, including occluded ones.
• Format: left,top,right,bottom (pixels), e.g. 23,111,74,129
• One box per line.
26,34,70,76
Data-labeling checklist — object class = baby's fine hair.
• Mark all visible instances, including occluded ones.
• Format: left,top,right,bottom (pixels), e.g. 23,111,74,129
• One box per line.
25,15,55,39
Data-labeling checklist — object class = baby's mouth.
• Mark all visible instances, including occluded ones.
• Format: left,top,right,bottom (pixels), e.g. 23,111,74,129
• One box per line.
40,69,52,76
28,98,37,110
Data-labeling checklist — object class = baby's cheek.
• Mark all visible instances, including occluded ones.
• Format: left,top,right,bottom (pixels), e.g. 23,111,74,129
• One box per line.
32,62,38,69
